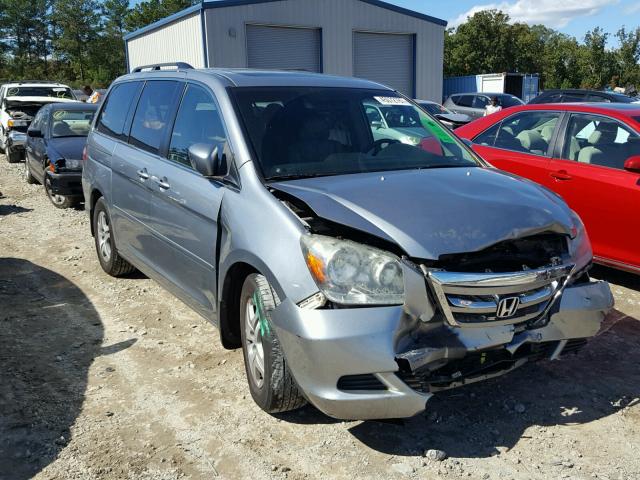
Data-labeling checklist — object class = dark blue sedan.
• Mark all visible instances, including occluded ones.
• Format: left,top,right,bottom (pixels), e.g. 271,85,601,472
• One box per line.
24,102,97,208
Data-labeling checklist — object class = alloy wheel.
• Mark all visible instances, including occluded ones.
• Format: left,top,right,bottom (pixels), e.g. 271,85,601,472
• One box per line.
244,294,265,389
97,211,112,262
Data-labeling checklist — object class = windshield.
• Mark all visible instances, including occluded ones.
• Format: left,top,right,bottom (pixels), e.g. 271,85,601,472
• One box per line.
51,109,95,137
498,95,524,107
6,86,75,99
231,87,480,181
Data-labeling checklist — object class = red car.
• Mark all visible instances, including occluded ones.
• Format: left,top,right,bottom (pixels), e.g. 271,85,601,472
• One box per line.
456,103,640,273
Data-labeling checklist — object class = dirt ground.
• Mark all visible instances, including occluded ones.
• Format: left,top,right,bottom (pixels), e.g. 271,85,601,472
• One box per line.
1,154,639,480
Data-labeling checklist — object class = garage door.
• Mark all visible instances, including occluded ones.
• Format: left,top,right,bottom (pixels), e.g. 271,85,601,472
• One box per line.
246,24,321,72
354,32,415,96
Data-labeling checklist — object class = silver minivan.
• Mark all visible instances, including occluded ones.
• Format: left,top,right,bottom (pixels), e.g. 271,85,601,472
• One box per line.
83,65,613,420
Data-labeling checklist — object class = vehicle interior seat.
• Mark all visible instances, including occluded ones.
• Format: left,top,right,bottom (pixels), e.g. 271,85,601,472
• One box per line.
52,121,74,137
516,129,548,154
287,114,347,167
540,124,556,143
578,123,625,168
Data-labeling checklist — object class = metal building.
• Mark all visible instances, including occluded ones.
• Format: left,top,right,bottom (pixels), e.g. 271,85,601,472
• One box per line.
124,0,447,101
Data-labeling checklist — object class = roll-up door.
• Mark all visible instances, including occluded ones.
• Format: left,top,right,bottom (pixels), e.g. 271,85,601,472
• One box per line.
354,32,415,96
246,24,321,73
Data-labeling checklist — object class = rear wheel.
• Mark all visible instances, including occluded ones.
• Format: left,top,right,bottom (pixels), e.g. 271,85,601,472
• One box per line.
24,161,37,184
92,197,136,277
44,175,75,209
240,274,306,414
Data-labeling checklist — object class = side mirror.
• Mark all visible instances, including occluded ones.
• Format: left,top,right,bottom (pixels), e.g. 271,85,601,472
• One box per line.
188,143,228,178
370,120,384,129
624,155,640,174
27,129,43,138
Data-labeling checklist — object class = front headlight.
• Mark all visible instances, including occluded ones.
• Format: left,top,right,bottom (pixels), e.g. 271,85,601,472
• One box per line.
301,234,404,305
7,118,28,128
568,210,592,271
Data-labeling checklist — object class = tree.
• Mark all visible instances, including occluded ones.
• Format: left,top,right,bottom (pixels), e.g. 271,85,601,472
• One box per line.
614,27,640,88
125,0,194,31
579,28,616,89
51,0,100,82
92,0,130,83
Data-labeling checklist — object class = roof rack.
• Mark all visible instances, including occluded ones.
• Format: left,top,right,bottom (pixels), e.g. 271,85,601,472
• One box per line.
132,62,194,73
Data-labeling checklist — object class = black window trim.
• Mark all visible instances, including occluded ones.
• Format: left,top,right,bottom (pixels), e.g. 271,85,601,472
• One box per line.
554,110,640,163
472,109,563,158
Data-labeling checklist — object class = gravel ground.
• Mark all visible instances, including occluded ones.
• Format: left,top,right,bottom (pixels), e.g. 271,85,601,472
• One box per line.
1,155,639,480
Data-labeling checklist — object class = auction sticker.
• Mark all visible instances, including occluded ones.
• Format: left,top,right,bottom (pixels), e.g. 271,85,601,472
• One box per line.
374,96,411,106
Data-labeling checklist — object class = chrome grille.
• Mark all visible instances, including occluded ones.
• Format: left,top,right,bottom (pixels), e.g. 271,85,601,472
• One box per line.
425,264,575,327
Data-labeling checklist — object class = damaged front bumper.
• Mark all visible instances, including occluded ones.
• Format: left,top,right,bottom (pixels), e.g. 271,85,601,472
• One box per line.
270,266,613,420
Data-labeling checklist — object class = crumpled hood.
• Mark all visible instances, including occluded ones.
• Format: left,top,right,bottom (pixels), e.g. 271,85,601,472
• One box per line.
436,113,472,124
271,167,574,259
48,137,87,166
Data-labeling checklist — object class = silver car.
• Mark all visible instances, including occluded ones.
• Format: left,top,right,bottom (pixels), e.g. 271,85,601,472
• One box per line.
82,64,613,420
444,93,524,119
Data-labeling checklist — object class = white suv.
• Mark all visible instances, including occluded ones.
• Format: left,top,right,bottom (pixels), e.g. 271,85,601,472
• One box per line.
0,81,77,162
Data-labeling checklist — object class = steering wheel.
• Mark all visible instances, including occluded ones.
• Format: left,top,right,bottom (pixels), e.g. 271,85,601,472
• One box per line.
367,138,401,156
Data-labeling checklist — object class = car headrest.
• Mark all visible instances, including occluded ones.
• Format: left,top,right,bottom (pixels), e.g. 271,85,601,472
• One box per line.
298,116,330,141
516,130,547,151
589,123,618,145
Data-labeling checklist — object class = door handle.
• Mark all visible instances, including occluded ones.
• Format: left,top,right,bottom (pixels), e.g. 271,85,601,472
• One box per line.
550,170,572,181
137,168,150,180
153,176,171,190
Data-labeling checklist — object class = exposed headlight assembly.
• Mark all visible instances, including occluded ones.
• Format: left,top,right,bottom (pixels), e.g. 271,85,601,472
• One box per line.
301,234,404,305
568,210,592,272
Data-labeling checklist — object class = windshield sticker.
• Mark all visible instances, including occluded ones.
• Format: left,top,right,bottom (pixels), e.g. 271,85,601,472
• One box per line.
7,87,18,96
421,117,455,144
374,96,411,106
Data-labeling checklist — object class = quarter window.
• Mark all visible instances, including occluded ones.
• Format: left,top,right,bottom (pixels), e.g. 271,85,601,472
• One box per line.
97,82,142,139
562,114,640,169
129,81,182,155
168,84,227,168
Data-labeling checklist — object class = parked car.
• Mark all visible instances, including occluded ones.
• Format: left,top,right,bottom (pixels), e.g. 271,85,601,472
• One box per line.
456,103,640,273
414,100,472,129
529,89,640,105
83,64,612,420
24,102,97,208
444,93,524,119
0,81,77,162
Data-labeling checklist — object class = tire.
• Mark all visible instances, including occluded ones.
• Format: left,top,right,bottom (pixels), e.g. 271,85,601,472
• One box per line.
7,146,21,163
240,274,307,414
24,161,37,184
44,175,75,209
92,197,136,277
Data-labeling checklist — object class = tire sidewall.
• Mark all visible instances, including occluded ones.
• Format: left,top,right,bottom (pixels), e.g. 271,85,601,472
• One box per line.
44,176,72,208
240,274,277,409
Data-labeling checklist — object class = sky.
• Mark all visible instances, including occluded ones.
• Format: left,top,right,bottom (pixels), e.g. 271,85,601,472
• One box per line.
392,0,640,39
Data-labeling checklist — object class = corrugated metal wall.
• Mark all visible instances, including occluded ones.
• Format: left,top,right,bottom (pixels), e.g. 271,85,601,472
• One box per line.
204,0,444,101
126,13,205,71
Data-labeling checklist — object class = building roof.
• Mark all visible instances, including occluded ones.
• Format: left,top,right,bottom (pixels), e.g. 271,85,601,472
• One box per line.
124,0,447,41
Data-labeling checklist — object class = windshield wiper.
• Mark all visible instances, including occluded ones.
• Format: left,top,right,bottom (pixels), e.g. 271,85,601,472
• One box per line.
267,173,334,182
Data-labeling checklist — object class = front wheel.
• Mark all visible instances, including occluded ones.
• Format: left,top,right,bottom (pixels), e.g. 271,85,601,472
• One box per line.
240,274,306,414
44,175,75,209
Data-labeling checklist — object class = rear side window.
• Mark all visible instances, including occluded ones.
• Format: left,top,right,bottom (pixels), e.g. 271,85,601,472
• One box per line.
129,81,182,155
97,82,142,139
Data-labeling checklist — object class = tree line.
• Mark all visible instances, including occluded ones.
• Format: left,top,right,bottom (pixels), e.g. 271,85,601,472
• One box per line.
0,0,194,87
446,10,640,91
1,2,638,92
